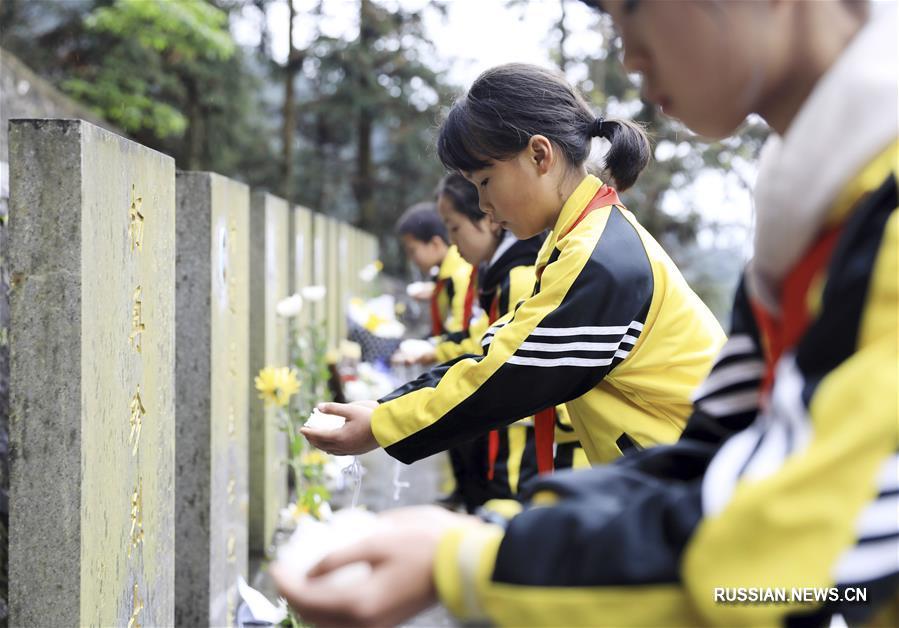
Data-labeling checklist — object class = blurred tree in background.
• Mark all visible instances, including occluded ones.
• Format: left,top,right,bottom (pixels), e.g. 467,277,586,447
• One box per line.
1,0,766,309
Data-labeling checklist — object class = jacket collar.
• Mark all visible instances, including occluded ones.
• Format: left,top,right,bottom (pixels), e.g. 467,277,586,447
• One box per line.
749,3,898,312
536,174,604,269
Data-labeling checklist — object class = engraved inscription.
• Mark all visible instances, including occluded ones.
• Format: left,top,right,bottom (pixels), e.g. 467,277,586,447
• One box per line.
129,184,144,252
127,582,144,628
128,478,144,558
226,531,236,563
128,387,146,456
129,286,146,353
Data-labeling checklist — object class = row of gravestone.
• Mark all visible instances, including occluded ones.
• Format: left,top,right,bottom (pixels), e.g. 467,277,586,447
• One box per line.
5,119,380,627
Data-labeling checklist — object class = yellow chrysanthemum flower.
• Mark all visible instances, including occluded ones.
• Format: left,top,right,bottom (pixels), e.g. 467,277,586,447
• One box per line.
254,366,300,408
363,313,386,332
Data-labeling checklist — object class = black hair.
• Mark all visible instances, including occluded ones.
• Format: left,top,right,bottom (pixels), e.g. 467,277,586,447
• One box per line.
395,201,448,244
437,63,650,191
435,173,485,224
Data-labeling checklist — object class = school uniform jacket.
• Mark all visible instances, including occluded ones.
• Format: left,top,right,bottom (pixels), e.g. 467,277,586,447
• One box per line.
372,174,725,465
430,244,473,339
476,233,544,496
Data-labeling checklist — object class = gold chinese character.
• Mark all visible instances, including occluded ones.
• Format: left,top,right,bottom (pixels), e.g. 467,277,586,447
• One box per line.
226,531,236,563
129,286,145,353
129,185,144,252
227,478,236,505
128,478,144,558
127,582,144,628
129,387,146,456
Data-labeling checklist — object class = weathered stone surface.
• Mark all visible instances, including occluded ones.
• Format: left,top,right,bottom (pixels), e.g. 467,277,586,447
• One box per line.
175,172,249,627
326,217,341,349
337,222,351,342
293,205,314,328
248,192,289,554
9,119,175,626
312,213,329,330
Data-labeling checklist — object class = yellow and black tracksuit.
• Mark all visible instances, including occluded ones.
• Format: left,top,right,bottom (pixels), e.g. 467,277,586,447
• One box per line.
436,233,554,510
430,147,899,624
374,174,725,466
429,244,473,341
426,244,480,506
475,234,590,486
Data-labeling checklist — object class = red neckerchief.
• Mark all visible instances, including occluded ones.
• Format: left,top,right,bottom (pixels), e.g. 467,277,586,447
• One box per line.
429,278,446,336
535,184,621,284
751,224,844,396
486,291,502,480
461,266,478,333
491,184,621,478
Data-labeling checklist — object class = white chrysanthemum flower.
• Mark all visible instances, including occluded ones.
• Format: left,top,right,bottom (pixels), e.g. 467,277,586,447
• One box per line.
301,285,327,302
275,509,380,587
359,260,383,282
275,293,303,318
305,408,345,431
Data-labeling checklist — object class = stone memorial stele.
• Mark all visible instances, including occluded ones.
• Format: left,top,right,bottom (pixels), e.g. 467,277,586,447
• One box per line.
248,192,289,555
175,171,250,627
9,118,175,626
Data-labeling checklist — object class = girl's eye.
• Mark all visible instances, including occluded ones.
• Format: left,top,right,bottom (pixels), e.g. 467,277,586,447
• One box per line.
480,177,489,187
624,0,641,14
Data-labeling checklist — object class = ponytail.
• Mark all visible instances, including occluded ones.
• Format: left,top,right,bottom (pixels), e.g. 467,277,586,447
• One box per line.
590,117,651,192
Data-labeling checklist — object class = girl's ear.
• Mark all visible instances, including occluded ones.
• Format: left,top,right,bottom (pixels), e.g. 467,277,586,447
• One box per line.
528,135,554,175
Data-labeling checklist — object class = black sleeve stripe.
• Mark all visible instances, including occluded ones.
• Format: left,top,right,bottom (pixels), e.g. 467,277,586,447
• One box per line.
692,358,765,402
384,206,654,463
377,355,477,403
797,174,896,386
680,276,763,444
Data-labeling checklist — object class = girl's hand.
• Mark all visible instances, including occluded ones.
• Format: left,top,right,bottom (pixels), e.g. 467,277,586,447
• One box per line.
271,507,477,627
413,347,437,365
301,402,379,455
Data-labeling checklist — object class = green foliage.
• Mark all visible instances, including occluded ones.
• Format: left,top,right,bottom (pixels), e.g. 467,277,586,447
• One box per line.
86,0,235,62
61,75,188,138
0,0,275,177
59,0,236,139
273,318,333,520
287,1,454,269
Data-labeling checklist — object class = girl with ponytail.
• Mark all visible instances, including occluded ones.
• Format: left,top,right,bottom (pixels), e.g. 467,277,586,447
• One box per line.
304,62,723,476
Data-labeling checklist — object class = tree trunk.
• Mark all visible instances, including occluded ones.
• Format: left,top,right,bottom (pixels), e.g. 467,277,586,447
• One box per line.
352,0,377,229
281,0,301,202
557,0,569,74
184,75,203,170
